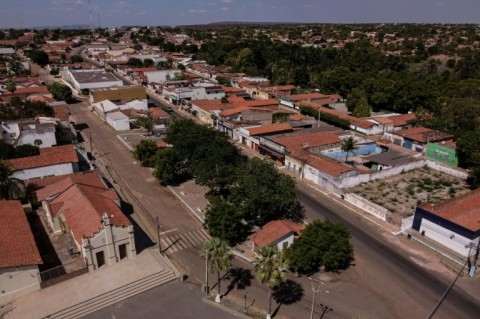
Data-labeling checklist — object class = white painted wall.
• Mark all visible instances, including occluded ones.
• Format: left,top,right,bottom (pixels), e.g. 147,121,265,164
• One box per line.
418,219,479,257
17,130,57,148
144,70,180,84
275,234,295,252
0,265,40,306
11,162,78,180
82,224,136,271
106,112,130,131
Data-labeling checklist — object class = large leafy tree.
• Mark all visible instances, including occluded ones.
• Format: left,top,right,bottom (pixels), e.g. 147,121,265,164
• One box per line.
14,144,39,158
200,238,233,303
47,82,73,102
230,158,304,226
285,220,354,275
132,140,158,167
0,97,54,120
127,57,143,68
153,147,188,185
352,96,371,118
253,246,288,319
26,49,49,66
204,199,248,245
0,141,15,160
340,136,358,163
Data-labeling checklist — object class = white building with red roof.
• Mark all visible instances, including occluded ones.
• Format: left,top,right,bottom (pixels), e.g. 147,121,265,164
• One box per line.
412,189,480,257
36,172,136,271
6,145,79,180
248,220,303,252
0,200,43,306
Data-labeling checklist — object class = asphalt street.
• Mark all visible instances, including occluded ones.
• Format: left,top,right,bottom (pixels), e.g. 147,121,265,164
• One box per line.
70,49,480,318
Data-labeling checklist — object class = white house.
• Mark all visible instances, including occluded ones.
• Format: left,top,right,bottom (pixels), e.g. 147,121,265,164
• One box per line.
36,172,136,271
92,99,120,119
248,220,303,252
67,69,123,92
7,145,79,180
106,112,130,131
144,69,181,84
0,201,42,306
412,189,480,258
1,120,57,148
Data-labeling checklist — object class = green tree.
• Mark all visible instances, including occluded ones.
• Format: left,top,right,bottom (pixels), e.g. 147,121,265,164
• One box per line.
143,58,154,67
231,158,304,226
204,199,248,245
5,80,16,94
135,115,154,133
0,161,24,200
153,147,187,185
457,131,480,169
14,144,40,158
235,48,257,74
7,57,23,76
127,57,143,68
340,136,358,163
285,220,354,275
253,246,288,319
353,96,371,118
27,49,49,66
0,140,15,160
200,238,233,303
47,82,73,102
132,140,158,167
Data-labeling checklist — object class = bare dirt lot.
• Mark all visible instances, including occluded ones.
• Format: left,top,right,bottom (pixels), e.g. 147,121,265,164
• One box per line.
348,166,470,225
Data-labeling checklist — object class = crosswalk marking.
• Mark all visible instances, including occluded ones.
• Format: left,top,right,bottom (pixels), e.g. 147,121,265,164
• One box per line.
160,228,211,253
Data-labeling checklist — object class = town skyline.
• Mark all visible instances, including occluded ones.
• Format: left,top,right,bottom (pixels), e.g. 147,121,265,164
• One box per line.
1,0,480,29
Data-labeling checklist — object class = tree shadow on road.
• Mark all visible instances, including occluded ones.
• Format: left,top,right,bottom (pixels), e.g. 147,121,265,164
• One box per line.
271,280,304,317
224,267,253,296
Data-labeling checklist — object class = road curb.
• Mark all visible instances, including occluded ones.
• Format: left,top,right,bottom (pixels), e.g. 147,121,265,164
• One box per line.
202,297,252,319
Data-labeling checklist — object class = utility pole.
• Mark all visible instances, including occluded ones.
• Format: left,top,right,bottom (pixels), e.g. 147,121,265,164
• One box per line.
205,253,210,294
317,108,320,127
156,217,162,255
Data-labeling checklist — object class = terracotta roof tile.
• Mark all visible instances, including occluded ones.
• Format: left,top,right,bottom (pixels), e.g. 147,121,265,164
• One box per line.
274,131,342,155
248,123,292,136
303,153,355,177
148,107,169,119
36,171,106,202
7,145,78,171
47,183,130,243
421,189,480,232
249,220,303,248
0,200,42,268
396,127,453,143
387,113,416,127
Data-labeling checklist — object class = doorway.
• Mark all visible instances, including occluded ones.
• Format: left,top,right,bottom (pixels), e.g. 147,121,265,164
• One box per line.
119,244,127,260
96,251,105,268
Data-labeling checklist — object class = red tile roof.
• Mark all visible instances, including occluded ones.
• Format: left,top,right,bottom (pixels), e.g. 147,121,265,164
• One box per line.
30,95,56,103
7,145,78,171
3,86,49,96
247,123,292,136
148,107,169,119
52,104,69,121
192,98,278,112
249,220,303,248
387,113,416,127
370,116,394,125
0,200,42,268
288,113,306,121
420,189,480,232
35,171,106,202
395,127,453,143
46,183,129,243
274,131,342,155
303,153,355,177
302,102,374,129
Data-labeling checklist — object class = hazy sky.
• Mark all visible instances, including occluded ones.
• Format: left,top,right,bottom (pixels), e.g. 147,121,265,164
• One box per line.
0,0,479,29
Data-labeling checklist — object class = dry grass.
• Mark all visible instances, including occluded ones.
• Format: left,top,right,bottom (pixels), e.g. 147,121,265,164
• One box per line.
348,167,470,224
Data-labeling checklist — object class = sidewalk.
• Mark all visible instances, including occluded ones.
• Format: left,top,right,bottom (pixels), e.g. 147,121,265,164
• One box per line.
6,249,178,319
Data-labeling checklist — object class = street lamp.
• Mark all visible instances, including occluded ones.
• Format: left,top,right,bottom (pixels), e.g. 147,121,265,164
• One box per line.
244,291,249,313
308,277,323,319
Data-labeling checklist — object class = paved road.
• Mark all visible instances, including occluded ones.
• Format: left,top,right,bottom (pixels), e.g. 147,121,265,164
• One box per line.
72,49,480,318
296,182,480,319
83,281,239,319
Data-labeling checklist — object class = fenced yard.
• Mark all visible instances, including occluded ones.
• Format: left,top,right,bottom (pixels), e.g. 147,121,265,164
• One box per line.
347,167,470,225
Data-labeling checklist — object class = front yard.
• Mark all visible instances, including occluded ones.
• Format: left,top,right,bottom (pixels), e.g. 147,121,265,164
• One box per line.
347,167,470,225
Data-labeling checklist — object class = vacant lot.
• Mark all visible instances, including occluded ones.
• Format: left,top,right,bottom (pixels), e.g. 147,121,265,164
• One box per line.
348,167,470,225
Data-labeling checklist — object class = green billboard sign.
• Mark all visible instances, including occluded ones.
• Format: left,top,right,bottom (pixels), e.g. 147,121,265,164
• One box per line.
425,143,458,167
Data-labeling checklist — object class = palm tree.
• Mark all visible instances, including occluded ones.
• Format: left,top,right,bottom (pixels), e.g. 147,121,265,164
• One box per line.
340,136,358,163
253,246,288,319
200,237,233,303
0,161,24,200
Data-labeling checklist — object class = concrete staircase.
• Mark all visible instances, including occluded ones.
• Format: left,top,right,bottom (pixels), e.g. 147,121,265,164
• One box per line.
42,249,178,319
